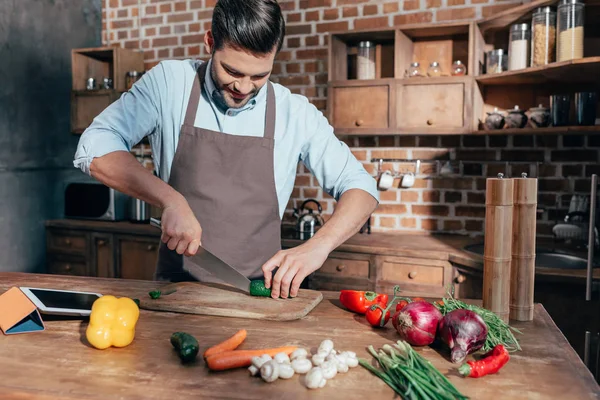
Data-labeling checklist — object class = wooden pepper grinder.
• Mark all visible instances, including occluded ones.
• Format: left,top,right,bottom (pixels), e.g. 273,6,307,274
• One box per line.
483,173,514,323
510,173,538,321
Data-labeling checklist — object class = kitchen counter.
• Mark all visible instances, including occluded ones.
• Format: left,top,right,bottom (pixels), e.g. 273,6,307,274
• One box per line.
281,225,600,283
0,273,598,399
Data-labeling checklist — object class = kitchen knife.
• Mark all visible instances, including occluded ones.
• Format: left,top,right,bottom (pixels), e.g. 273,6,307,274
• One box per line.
149,218,251,293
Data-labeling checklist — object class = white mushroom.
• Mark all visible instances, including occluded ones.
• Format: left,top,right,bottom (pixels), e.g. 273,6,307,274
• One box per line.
278,362,295,379
305,367,327,389
345,356,359,368
291,358,312,374
290,348,308,360
320,360,338,380
274,352,291,364
260,359,279,383
311,353,326,366
318,339,334,355
332,355,349,373
248,354,272,376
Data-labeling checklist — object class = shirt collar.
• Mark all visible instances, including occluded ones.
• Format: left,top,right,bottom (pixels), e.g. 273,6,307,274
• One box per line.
203,58,267,115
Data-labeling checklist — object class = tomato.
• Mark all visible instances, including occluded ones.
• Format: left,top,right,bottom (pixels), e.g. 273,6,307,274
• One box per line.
365,304,390,328
395,300,409,311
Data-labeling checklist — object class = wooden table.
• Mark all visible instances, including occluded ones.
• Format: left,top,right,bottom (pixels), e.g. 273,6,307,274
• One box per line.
0,273,598,400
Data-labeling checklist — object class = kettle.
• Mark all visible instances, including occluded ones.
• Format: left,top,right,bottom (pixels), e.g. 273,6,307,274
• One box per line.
293,199,324,239
129,197,151,223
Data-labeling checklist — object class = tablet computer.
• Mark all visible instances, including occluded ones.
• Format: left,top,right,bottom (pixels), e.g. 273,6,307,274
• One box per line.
19,287,102,317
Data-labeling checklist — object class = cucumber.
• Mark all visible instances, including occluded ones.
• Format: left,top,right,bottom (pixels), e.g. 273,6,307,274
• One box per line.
249,280,272,297
170,332,199,363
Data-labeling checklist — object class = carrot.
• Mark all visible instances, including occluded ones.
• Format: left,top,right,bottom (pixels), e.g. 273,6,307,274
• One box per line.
203,329,247,359
205,346,298,371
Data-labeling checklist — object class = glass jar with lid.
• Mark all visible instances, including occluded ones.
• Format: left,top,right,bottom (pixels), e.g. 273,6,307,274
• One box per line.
451,60,466,76
357,41,376,80
486,49,508,74
508,23,530,70
557,0,585,62
407,62,423,78
427,61,442,77
531,6,556,66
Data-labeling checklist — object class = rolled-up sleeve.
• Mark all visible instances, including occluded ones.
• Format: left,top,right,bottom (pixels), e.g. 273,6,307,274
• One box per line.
73,63,164,175
300,103,379,203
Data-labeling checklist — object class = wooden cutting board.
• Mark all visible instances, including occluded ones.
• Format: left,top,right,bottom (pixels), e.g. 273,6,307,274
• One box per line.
138,282,323,321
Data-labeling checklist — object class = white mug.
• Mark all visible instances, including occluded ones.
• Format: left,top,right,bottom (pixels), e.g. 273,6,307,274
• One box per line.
400,173,415,188
377,171,394,191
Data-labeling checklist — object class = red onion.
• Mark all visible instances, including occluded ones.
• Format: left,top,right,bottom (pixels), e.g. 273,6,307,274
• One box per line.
393,301,442,346
437,309,488,363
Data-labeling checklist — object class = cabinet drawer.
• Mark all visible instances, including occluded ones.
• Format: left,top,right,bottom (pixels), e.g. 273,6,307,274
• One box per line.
399,83,465,128
47,230,87,254
380,259,446,286
331,85,389,129
320,257,369,278
118,238,159,280
48,259,88,276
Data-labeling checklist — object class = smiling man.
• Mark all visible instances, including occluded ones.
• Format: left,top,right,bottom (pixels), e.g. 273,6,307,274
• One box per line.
74,0,379,299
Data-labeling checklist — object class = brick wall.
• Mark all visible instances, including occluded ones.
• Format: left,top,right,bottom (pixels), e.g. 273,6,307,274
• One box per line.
103,0,600,237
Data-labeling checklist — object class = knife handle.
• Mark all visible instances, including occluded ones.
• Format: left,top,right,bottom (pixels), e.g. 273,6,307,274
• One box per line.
150,217,162,229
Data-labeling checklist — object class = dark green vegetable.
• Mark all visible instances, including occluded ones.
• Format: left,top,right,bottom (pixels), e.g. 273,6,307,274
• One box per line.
170,332,200,363
249,280,272,297
148,288,177,299
132,298,140,307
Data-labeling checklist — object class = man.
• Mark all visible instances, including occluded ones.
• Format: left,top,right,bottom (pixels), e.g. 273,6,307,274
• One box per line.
74,0,379,299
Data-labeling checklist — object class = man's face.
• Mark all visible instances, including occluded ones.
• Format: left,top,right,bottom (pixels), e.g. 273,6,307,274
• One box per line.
205,31,276,109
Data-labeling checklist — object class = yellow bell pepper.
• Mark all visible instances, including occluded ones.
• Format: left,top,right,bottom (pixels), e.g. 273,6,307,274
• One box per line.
86,295,140,350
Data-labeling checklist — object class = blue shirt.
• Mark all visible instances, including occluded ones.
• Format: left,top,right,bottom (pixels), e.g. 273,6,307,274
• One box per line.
74,59,379,218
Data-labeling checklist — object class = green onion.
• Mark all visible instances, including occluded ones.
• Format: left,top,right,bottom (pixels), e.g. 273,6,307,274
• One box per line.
435,287,522,352
359,340,468,400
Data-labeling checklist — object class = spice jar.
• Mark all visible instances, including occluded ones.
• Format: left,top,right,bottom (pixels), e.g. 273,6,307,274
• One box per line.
427,61,442,77
531,6,556,66
557,0,584,62
451,60,466,76
486,49,508,74
407,62,423,78
485,108,506,130
126,71,139,90
508,23,530,70
357,41,376,80
505,105,528,129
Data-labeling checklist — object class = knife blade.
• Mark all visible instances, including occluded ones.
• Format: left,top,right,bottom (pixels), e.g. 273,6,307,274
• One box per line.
150,218,251,293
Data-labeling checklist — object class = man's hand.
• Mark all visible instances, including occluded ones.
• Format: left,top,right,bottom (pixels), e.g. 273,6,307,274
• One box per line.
160,198,202,256
261,242,329,299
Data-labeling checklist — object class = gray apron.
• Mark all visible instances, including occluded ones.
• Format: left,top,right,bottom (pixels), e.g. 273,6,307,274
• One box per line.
154,61,281,283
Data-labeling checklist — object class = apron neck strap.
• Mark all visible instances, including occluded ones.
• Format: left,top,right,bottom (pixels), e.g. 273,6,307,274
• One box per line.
184,61,276,140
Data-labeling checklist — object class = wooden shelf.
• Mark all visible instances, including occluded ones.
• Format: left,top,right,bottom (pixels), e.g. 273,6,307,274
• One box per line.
475,126,600,135
475,57,600,86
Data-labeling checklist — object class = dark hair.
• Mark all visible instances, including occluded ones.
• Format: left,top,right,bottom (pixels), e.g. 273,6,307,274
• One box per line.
211,0,285,54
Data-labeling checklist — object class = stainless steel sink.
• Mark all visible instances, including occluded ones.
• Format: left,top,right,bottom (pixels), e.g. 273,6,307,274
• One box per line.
463,243,591,270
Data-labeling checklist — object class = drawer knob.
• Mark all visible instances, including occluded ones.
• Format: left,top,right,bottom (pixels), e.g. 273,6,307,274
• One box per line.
147,245,156,251
65,239,72,246
355,119,363,127
65,264,71,271
98,240,106,246
408,271,417,279
455,274,466,284
336,264,346,272
426,119,434,126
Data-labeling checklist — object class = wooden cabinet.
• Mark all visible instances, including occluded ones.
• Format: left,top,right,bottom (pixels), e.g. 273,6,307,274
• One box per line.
327,23,476,135
117,237,160,281
71,90,121,134
46,221,160,280
329,82,394,132
305,250,461,298
397,78,473,133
